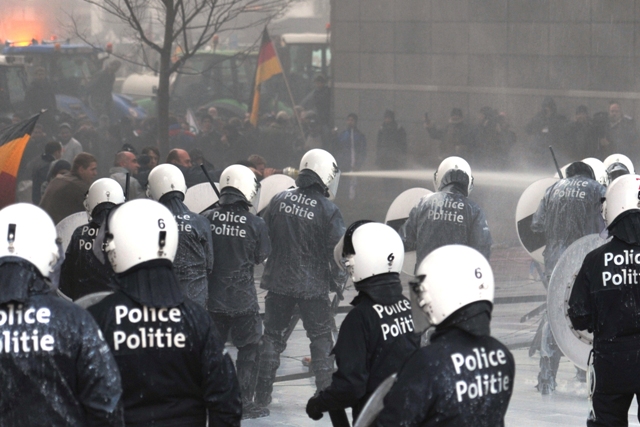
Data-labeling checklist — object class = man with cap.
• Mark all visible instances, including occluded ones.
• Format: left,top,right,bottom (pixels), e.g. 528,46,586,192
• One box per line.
203,164,271,419
0,203,124,426
88,199,242,426
59,178,125,300
425,108,472,161
374,245,515,427
305,221,420,424
57,123,83,164
255,148,346,409
146,164,214,308
376,110,407,171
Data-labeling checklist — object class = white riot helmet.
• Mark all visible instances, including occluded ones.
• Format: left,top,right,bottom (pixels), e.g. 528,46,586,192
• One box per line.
601,174,640,227
220,164,260,204
333,221,404,283
146,164,188,201
105,199,178,273
84,178,125,219
581,158,608,186
411,245,494,326
299,149,341,200
433,156,473,195
0,204,58,277
604,153,634,174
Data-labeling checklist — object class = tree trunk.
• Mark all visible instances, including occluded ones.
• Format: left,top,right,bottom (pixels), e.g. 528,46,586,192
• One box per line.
156,50,171,157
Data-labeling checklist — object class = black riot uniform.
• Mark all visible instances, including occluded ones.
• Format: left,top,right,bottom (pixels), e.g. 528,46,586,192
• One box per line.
569,213,640,426
307,273,420,423
531,162,605,393
532,164,605,278
159,193,214,308
60,206,116,300
203,188,271,412
375,302,515,427
400,169,492,268
89,260,242,427
256,170,347,404
0,258,124,426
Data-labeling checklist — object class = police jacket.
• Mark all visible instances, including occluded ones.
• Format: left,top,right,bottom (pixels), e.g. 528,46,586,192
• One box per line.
531,173,605,274
375,302,514,427
203,189,271,316
89,260,241,427
60,207,116,300
161,194,214,308
313,273,420,422
400,172,492,267
569,213,640,393
0,258,124,427
260,171,346,299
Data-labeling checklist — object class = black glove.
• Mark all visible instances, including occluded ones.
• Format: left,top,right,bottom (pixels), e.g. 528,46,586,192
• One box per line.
306,395,324,420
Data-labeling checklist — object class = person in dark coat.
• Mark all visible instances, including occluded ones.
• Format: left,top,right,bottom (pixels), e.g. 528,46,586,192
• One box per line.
255,149,346,408
301,74,332,129
525,96,568,166
375,245,515,427
0,203,124,426
203,164,271,419
376,110,407,170
600,100,640,159
569,174,640,427
400,156,492,270
146,164,214,308
305,221,420,424
425,108,472,162
40,152,98,224
59,178,124,300
88,199,242,427
531,160,605,394
29,140,61,205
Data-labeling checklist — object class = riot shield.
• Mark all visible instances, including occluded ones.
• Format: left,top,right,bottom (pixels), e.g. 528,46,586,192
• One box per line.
74,291,112,309
55,211,88,253
256,174,296,215
547,234,607,370
384,187,432,275
353,373,398,427
184,182,220,214
515,178,557,264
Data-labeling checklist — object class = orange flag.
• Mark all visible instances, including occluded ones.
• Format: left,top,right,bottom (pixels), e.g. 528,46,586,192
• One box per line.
0,114,40,209
249,28,283,126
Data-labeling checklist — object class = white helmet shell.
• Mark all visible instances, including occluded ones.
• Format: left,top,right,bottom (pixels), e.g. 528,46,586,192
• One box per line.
334,221,404,283
220,164,260,204
105,199,178,273
603,153,634,174
581,157,608,186
602,174,640,227
412,245,494,325
433,156,473,194
299,149,341,200
146,164,187,201
84,178,125,219
0,204,58,277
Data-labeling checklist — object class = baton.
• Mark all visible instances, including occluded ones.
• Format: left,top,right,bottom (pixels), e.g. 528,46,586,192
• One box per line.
329,409,351,427
200,164,221,198
124,172,130,200
549,146,563,179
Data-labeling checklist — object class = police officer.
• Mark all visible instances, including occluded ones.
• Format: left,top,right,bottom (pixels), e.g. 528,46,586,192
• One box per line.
569,174,640,427
400,156,492,268
603,153,634,185
532,161,605,393
375,245,515,427
147,164,214,308
202,164,271,419
88,199,242,426
59,178,125,300
255,148,346,407
0,204,124,426
305,221,420,423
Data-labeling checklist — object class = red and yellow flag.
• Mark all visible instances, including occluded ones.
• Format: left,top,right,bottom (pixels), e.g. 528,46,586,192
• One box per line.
249,28,283,126
0,114,40,209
